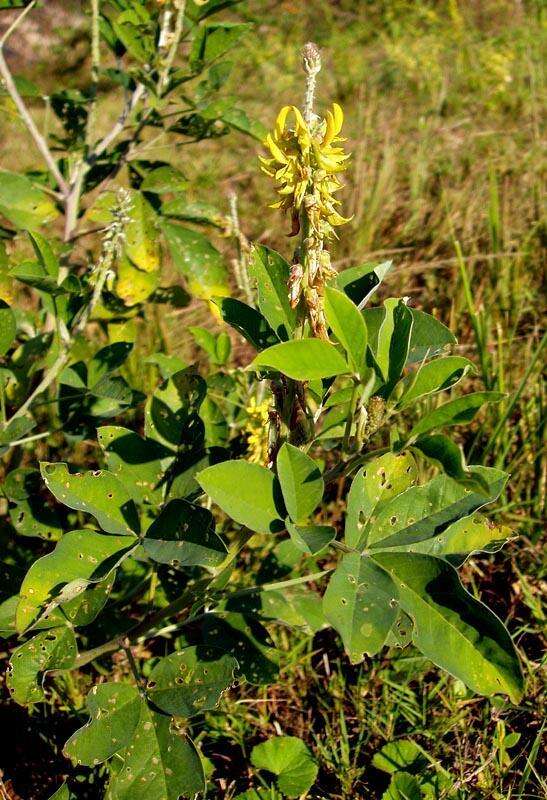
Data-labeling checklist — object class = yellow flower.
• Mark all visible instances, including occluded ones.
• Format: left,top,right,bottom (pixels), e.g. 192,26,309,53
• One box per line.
260,103,351,232
244,397,270,465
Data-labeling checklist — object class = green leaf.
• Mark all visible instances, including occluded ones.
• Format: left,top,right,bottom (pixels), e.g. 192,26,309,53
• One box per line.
286,521,334,555
323,552,398,661
112,7,155,64
40,463,140,536
364,308,456,365
250,339,348,381
190,21,250,70
64,683,142,766
398,513,513,561
214,296,279,351
371,552,524,702
7,626,77,705
366,467,508,549
0,300,16,356
336,260,392,306
146,646,237,716
105,704,205,800
87,342,133,388
140,165,188,194
197,461,284,534
250,736,318,798
162,197,225,227
324,286,368,373
249,245,296,341
162,221,228,301
382,772,422,800
98,426,171,504
46,783,73,800
376,298,413,389
125,191,160,273
10,492,63,542
407,392,504,440
16,529,136,631
411,433,469,481
200,612,279,684
345,451,418,549
277,443,323,523
144,499,227,567
201,396,228,448
28,231,59,278
221,106,267,141
0,170,59,229
372,740,426,774
397,356,475,409
144,370,206,452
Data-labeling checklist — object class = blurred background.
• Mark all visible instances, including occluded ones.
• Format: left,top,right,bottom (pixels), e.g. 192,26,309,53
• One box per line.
0,1,545,798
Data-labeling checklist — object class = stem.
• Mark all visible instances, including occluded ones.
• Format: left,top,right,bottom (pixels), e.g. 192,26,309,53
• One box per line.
301,42,321,127
0,1,68,195
157,0,187,96
342,380,359,453
86,0,101,147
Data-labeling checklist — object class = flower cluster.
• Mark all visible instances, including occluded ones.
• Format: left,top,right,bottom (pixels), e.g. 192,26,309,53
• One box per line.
260,103,351,238
244,397,271,465
260,101,351,338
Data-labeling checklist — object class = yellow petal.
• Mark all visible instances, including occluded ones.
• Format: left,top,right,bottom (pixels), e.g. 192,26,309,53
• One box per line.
332,102,344,135
266,133,288,164
322,110,336,148
275,106,291,137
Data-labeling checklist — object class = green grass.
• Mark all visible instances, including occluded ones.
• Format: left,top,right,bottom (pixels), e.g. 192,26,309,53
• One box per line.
0,1,545,798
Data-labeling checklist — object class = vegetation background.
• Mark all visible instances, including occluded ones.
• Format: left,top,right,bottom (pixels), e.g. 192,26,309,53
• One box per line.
0,1,545,798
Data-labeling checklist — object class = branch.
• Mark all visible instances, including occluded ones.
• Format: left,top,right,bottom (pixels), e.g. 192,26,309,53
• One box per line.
90,82,146,162
0,1,68,194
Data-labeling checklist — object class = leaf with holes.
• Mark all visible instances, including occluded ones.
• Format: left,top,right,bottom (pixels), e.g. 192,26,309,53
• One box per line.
162,221,228,301
371,552,524,702
16,529,137,631
104,703,205,800
98,426,172,504
390,512,513,562
200,612,279,685
144,499,227,567
345,451,418,549
146,646,237,716
367,466,508,549
286,521,335,555
7,626,77,705
277,443,323,524
323,553,399,661
40,463,140,536
64,683,142,766
251,736,318,798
